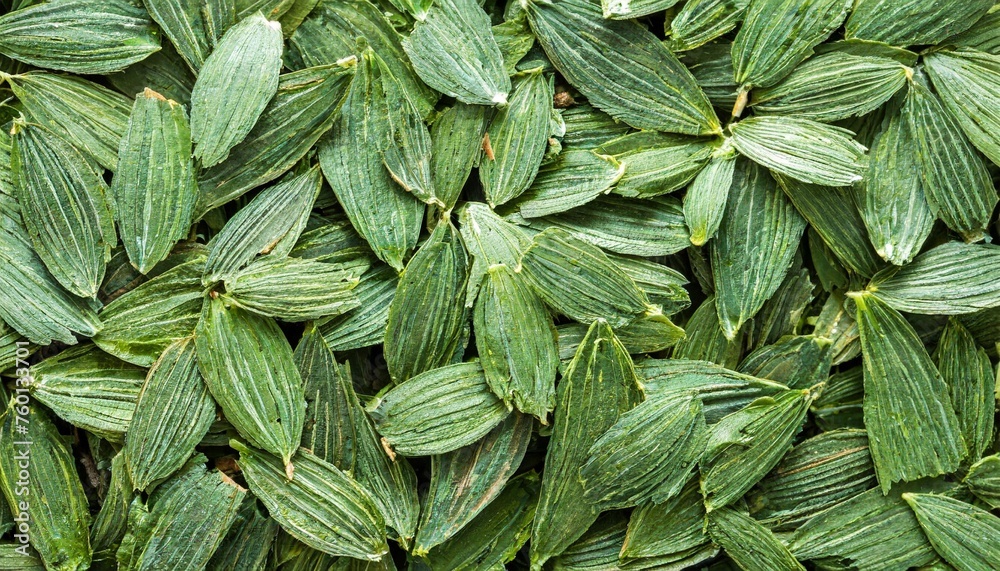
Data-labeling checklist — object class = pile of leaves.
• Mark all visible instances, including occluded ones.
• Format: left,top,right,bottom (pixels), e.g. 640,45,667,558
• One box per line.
2,0,1000,568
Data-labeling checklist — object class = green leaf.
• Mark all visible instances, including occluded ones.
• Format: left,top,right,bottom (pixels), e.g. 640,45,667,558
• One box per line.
789,484,945,570
609,254,690,315
752,52,908,122
684,148,736,246
224,256,363,321
414,411,532,554
708,507,805,571
480,69,553,207
850,291,966,491
869,242,1000,315
935,318,995,463
90,452,135,562
732,0,850,92
431,103,489,211
747,429,876,530
519,227,653,328
124,337,216,491
904,71,997,242
111,89,197,274
190,12,283,167
846,0,994,46
370,362,510,456
203,167,321,284
729,116,866,186
196,296,305,469
105,44,196,105
144,0,234,72
2,72,131,171
904,493,1000,571
581,392,707,509
524,0,721,135
946,9,1000,55
208,496,280,571
965,455,1000,509
531,195,690,257
0,226,102,345
776,175,883,277
474,264,558,421
602,0,681,18
493,10,535,75
514,149,623,218
402,0,510,106
700,387,814,510
0,0,160,74
550,513,628,571
422,472,539,571
810,366,864,431
29,344,145,441
857,107,935,265
738,334,833,390
384,220,469,383
712,159,806,339
559,103,631,150
317,263,399,352
198,61,357,213
0,405,91,571
459,201,530,306
598,131,715,199
925,48,1000,168
93,256,206,366
286,0,437,118
621,478,717,569
669,0,749,52
670,296,745,369
530,319,643,568
318,50,424,272
234,442,389,561
11,120,115,299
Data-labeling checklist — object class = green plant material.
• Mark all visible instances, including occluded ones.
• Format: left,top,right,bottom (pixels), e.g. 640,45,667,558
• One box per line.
459,201,530,306
203,167,321,284
124,337,216,491
935,319,995,463
550,512,628,571
752,52,908,121
190,13,283,167
598,131,715,198
143,0,234,73
317,264,399,352
11,120,115,299
105,44,196,105
621,478,717,569
700,387,814,510
559,103,631,150
430,103,489,211
869,242,1000,314
672,296,745,369
708,507,805,570
319,50,424,272
207,497,280,571
117,456,245,571
514,149,623,218
850,291,966,492
581,391,707,509
904,492,1000,571
732,0,850,93
235,441,389,560
531,319,643,568
111,89,197,274
525,0,721,135
748,429,876,530
0,0,160,74
414,411,532,554
810,366,864,430
609,255,690,315
0,404,91,571
965,455,1000,509
402,0,510,106
198,61,356,213
90,452,135,563
371,362,509,456
224,256,364,321
712,159,806,340
480,69,552,207
520,227,654,328
196,296,305,471
384,220,468,383
904,71,997,242
28,344,145,441
845,0,994,47
1,72,131,171
670,0,749,52
729,116,866,186
493,11,535,75
946,9,1000,55
925,49,1000,169
474,263,558,421
738,335,832,389
421,471,539,570
858,107,934,265
684,148,736,246
93,256,206,367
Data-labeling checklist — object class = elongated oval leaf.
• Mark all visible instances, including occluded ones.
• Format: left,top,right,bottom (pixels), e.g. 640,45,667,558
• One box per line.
903,493,1000,570
936,318,994,464
431,103,489,211
225,256,363,321
514,150,623,219
670,0,749,52
846,0,993,47
708,507,805,571
144,0,234,72
598,131,715,199
684,149,736,246
925,48,1000,168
